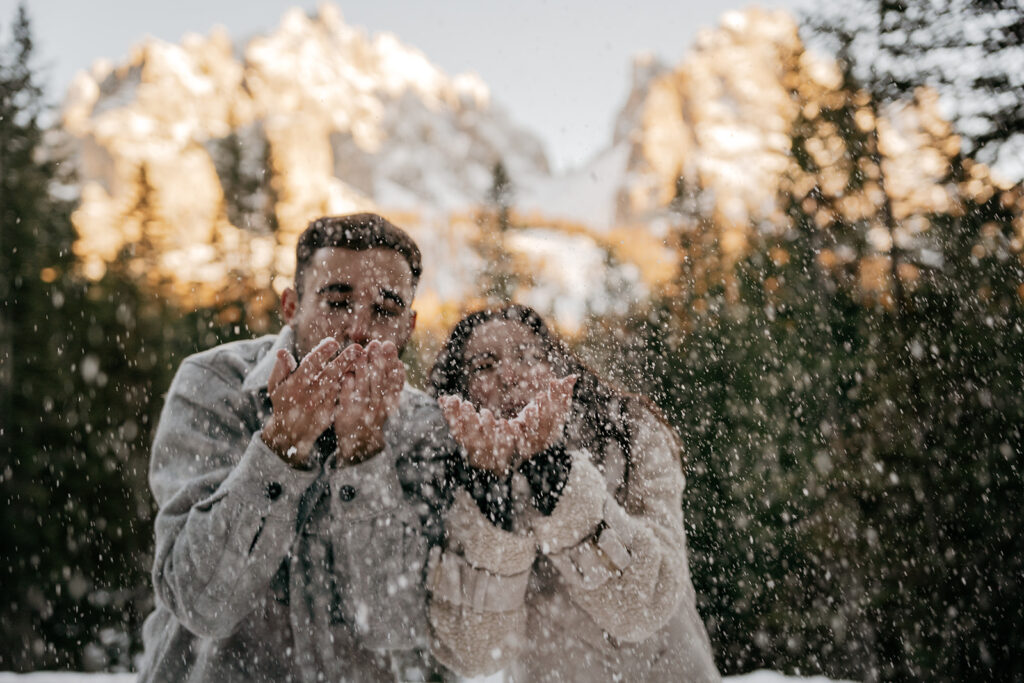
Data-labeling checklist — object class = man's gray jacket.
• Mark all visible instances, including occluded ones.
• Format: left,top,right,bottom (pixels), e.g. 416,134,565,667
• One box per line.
137,327,451,682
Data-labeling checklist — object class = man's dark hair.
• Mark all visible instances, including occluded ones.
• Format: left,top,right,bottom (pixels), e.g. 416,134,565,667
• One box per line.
294,213,422,297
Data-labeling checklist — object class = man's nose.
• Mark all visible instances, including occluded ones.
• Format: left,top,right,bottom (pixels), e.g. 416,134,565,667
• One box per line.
498,358,518,383
346,308,372,345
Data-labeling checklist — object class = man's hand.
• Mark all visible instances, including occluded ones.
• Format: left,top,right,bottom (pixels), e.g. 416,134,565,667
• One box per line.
439,374,576,476
261,338,361,468
439,395,519,475
333,340,406,464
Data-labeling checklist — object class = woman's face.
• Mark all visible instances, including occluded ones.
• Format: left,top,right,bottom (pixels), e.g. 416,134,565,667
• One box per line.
462,319,560,419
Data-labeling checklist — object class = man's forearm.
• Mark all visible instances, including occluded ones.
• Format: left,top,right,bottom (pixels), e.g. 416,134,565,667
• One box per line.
149,356,319,638
152,432,318,638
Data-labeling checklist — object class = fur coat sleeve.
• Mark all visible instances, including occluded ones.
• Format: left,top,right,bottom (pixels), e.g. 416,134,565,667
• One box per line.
428,403,701,677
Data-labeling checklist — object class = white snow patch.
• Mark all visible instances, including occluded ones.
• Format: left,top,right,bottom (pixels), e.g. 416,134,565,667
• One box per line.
727,672,854,683
989,132,1024,185
0,671,852,682
518,142,630,231
0,676,135,682
508,227,647,331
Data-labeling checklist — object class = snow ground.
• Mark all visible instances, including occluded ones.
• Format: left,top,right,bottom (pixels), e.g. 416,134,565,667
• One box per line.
0,671,849,682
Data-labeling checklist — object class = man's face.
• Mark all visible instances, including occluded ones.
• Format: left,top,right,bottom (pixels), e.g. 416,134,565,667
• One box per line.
283,247,417,359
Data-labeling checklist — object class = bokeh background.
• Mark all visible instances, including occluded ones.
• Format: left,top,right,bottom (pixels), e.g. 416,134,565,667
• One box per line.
1,1,1022,680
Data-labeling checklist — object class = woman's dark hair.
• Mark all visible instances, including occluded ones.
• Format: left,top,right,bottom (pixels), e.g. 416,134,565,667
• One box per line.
430,304,681,498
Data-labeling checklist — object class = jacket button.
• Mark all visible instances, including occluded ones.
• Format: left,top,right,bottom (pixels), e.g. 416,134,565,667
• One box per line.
338,484,357,501
266,482,283,500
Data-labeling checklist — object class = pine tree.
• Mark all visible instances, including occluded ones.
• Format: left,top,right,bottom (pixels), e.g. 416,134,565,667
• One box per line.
212,121,280,239
488,159,512,234
804,5,1024,676
0,7,265,669
867,154,1024,679
804,0,1024,171
475,160,523,306
0,5,128,668
638,27,1024,679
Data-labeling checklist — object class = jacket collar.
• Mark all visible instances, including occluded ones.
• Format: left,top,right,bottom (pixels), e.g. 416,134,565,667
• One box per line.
242,325,297,394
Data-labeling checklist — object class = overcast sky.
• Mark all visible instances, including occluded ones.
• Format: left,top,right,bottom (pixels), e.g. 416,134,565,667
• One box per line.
6,0,809,171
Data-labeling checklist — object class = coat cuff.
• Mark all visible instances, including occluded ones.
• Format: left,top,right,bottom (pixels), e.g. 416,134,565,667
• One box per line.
221,432,319,520
428,547,531,613
327,444,405,521
528,450,607,555
547,497,636,590
447,488,536,575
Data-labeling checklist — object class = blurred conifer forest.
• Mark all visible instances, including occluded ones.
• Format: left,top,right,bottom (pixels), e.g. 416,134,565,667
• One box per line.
2,2,1022,680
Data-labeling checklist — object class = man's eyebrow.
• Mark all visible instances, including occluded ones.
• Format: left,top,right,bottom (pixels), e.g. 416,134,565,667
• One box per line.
379,288,407,308
317,283,353,295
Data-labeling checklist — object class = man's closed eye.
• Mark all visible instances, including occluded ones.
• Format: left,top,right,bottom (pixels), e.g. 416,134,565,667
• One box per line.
374,304,400,319
325,299,353,312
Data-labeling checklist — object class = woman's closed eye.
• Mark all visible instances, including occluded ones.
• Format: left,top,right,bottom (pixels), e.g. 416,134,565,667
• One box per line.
466,352,498,376
469,360,496,375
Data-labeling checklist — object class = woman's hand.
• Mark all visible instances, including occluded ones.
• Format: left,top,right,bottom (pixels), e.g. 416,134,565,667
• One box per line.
439,395,519,475
439,374,577,474
511,374,576,460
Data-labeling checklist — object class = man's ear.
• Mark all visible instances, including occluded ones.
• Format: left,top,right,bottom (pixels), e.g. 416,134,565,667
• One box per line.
281,286,298,324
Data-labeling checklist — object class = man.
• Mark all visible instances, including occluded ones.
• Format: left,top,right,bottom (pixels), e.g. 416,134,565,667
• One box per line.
138,213,449,682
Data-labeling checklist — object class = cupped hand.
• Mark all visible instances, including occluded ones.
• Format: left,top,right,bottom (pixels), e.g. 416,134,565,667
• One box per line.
439,374,577,475
439,394,519,475
333,340,406,463
262,337,361,468
510,374,577,460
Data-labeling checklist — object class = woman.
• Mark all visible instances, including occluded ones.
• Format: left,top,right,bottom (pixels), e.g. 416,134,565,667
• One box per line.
427,305,720,682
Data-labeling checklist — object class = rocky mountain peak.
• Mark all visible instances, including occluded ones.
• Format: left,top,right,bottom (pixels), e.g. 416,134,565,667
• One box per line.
64,2,551,291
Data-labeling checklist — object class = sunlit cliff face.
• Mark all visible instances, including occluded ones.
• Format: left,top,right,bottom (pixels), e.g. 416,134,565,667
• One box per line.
60,5,1018,328
621,10,1007,224
61,3,549,320
619,8,805,240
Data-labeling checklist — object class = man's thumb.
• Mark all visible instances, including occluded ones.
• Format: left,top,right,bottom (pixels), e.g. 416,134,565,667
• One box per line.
268,349,297,391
